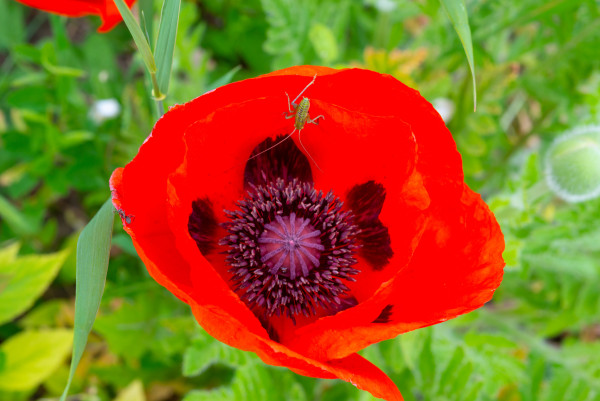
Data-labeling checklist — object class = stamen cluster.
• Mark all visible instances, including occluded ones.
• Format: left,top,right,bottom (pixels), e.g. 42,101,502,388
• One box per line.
220,178,360,320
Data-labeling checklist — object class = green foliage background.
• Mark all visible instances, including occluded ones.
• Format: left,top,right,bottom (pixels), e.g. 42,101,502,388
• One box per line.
1,0,599,400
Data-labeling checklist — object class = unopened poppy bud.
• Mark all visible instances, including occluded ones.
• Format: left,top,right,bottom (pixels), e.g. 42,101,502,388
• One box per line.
545,125,600,203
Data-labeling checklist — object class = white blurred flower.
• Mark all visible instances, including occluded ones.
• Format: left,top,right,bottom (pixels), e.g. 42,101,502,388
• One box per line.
432,97,455,123
98,70,109,83
89,98,121,123
375,0,396,12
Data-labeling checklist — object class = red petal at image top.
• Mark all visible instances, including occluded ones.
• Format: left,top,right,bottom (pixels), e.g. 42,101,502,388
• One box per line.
110,66,505,400
14,0,136,32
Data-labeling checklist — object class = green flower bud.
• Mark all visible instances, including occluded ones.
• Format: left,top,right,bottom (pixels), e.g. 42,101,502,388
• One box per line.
545,125,600,203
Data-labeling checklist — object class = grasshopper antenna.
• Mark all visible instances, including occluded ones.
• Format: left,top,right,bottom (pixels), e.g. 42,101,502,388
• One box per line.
292,74,317,105
298,132,322,171
241,74,321,168
245,129,297,163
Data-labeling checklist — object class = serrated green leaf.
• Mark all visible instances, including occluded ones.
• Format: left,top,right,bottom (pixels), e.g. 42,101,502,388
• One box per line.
545,367,572,401
438,347,465,393
183,335,256,377
439,0,477,110
399,330,427,372
462,381,482,401
418,329,436,388
450,361,473,395
0,245,68,325
184,388,232,401
0,329,73,391
112,0,157,74
524,353,546,401
155,0,181,95
60,199,115,401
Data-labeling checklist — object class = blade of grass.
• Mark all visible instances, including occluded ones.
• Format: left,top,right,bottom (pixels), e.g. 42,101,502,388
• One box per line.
440,0,477,111
155,0,181,95
112,0,164,100
60,199,115,401
139,0,155,45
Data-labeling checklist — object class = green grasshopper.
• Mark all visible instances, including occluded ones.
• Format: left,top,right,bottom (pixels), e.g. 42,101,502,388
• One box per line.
248,74,324,168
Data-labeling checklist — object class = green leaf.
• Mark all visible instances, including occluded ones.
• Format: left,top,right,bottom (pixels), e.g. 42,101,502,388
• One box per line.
112,0,157,74
418,329,436,388
184,363,306,401
439,0,477,110
205,66,241,93
60,199,115,401
183,332,256,377
115,380,146,401
0,329,73,392
0,194,36,236
155,0,181,95
438,347,464,393
308,23,339,63
184,388,232,401
0,244,68,325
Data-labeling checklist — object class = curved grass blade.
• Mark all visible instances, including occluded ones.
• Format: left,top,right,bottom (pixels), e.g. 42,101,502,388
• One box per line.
139,0,155,45
60,199,115,401
155,0,181,95
113,0,156,73
440,0,477,111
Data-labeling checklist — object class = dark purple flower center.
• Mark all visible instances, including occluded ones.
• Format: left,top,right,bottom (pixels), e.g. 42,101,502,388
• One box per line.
219,178,360,321
259,213,324,279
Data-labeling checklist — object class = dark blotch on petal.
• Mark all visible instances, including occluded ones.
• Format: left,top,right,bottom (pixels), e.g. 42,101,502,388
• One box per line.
257,315,281,342
346,181,386,221
188,198,219,255
244,135,313,190
357,221,393,270
346,181,393,270
372,304,394,324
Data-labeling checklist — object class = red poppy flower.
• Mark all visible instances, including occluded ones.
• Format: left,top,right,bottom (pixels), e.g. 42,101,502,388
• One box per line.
110,66,505,400
14,0,136,32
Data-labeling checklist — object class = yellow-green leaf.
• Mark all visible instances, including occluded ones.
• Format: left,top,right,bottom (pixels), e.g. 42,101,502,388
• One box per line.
0,244,68,325
0,329,73,392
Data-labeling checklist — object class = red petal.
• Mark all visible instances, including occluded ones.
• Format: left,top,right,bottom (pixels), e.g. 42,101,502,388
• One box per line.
189,301,402,401
111,67,503,398
14,0,136,32
288,184,504,360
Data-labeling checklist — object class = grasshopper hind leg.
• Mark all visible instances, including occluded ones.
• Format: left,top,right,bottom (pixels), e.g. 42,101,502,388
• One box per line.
308,115,324,125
